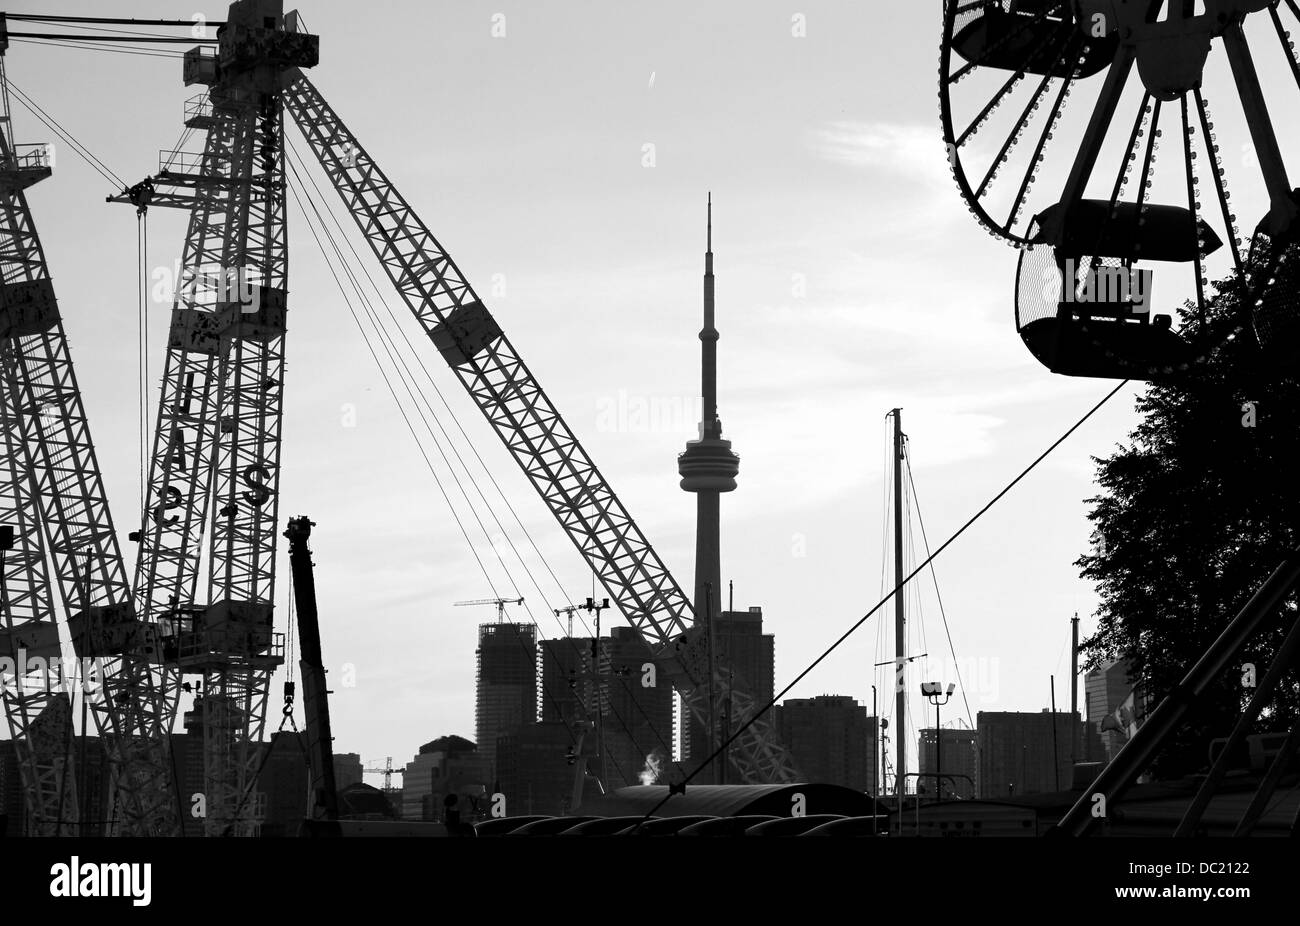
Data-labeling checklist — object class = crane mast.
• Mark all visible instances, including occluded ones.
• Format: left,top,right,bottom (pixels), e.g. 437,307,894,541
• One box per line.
281,74,799,783
109,0,317,835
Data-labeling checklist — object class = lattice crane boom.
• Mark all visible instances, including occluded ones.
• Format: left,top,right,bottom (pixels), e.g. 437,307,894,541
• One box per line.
281,73,799,783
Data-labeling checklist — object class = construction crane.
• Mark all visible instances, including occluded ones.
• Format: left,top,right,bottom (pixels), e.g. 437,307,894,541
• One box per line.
284,516,339,834
362,756,403,792
13,0,793,828
281,71,799,783
454,597,524,622
0,32,178,836
92,0,319,835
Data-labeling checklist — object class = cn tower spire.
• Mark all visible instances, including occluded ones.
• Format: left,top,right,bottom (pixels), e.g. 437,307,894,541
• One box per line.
678,194,739,625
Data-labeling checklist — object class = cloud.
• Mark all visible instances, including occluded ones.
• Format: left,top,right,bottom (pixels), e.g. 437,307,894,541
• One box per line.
810,121,955,191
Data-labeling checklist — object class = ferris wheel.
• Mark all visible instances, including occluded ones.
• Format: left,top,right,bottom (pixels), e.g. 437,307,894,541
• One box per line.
940,1,1300,381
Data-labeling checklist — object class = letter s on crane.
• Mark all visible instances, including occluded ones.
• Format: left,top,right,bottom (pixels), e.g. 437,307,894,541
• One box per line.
241,464,274,507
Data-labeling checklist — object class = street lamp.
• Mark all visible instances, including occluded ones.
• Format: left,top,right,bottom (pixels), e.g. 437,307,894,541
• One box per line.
921,681,956,802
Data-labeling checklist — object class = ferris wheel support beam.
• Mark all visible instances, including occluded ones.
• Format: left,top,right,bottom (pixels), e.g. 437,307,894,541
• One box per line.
1049,46,1136,241
1222,24,1298,237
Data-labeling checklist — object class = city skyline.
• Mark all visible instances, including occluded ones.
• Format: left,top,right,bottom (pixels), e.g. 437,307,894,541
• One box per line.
4,0,1298,783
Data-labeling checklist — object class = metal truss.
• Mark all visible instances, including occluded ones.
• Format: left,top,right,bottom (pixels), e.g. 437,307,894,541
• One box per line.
0,341,77,836
283,73,799,784
0,127,179,836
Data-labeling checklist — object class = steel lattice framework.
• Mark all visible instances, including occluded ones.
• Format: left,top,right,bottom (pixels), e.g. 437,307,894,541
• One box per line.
0,108,178,837
0,337,78,837
283,73,800,784
113,0,310,836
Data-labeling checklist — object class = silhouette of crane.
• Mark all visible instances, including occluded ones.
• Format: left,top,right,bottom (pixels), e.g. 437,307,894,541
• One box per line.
455,597,524,621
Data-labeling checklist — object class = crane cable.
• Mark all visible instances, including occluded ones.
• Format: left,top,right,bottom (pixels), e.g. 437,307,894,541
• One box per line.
637,379,1131,822
4,79,124,189
282,129,694,763
283,151,674,773
282,135,594,636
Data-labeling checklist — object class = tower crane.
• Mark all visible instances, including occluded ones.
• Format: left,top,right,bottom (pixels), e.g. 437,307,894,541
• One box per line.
454,597,524,622
0,30,179,837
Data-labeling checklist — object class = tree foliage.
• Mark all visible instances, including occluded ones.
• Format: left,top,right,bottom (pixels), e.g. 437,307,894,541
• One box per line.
1076,242,1300,778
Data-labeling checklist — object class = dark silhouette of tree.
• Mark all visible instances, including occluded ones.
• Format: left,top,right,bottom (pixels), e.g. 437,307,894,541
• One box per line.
1076,241,1300,779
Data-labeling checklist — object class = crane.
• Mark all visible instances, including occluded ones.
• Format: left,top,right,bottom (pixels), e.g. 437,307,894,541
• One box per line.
284,515,340,835
280,71,799,783
454,597,524,622
0,33,178,836
100,0,319,836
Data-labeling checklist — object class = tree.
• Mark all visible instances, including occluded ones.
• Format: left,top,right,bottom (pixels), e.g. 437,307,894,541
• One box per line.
1076,239,1300,779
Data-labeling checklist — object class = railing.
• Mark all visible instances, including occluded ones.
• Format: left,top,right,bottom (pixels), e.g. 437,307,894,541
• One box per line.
2,144,53,171
158,148,212,175
170,629,285,664
183,94,212,123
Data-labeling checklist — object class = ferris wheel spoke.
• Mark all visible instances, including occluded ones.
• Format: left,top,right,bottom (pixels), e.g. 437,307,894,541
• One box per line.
975,62,1063,198
1134,100,1162,215
956,68,1028,148
1192,88,1245,278
1180,95,1208,329
1004,65,1076,228
1222,23,1297,235
1091,93,1153,255
1268,4,1300,93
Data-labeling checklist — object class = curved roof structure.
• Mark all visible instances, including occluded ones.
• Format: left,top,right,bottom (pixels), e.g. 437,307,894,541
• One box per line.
574,784,879,819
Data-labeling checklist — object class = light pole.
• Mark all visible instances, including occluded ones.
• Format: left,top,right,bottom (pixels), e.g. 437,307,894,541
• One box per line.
921,681,956,802
583,596,610,787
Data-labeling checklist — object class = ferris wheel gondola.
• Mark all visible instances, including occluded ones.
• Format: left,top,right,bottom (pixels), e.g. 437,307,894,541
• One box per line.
941,0,1300,382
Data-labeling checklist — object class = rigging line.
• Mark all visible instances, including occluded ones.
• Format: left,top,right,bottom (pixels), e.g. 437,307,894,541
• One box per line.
8,20,205,39
283,136,594,637
288,158,540,625
290,192,650,755
286,153,672,756
285,176,501,602
4,31,215,44
293,147,645,747
137,214,145,521
4,15,224,27
638,379,1129,820
904,444,974,730
9,38,187,59
5,80,124,186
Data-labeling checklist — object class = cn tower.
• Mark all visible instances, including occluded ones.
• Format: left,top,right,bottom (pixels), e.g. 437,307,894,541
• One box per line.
677,194,739,626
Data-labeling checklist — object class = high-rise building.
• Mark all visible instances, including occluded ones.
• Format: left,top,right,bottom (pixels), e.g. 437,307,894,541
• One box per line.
603,626,675,787
976,710,1088,799
1086,658,1142,762
918,727,977,800
495,721,579,816
539,635,594,726
684,606,776,773
333,752,363,789
257,731,308,837
774,695,876,793
401,735,491,822
475,621,538,778
539,627,675,790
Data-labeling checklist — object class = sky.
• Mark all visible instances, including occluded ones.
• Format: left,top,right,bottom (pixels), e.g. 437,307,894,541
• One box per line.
4,1,1298,785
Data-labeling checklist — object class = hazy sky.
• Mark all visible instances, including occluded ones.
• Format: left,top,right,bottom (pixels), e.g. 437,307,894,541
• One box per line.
6,1,1297,784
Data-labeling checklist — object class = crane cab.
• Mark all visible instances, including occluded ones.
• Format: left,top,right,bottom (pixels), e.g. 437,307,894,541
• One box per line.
1015,200,1221,381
